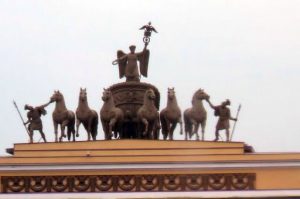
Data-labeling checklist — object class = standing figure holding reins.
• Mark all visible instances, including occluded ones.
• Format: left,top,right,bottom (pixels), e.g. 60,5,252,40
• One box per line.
207,99,237,142
24,101,51,143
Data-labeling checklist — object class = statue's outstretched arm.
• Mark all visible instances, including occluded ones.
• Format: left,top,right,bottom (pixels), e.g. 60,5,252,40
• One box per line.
206,99,216,109
139,25,147,30
229,110,237,121
136,50,145,56
24,113,31,125
39,101,52,109
118,54,127,60
112,54,127,65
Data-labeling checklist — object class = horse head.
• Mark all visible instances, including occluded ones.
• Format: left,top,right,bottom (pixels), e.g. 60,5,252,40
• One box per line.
167,87,175,100
192,89,209,106
79,88,87,102
144,89,156,101
50,90,64,103
194,89,209,100
102,88,112,102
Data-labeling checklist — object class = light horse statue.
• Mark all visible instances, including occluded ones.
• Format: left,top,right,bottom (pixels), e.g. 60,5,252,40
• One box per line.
50,90,76,142
76,88,98,141
184,89,210,141
137,89,160,139
100,88,124,140
160,88,183,140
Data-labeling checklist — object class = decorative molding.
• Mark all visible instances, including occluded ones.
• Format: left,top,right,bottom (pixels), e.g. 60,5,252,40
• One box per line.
1,173,255,193
1,161,300,171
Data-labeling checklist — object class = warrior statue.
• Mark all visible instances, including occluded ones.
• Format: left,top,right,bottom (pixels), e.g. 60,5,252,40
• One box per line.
24,102,51,143
112,45,150,82
207,99,237,142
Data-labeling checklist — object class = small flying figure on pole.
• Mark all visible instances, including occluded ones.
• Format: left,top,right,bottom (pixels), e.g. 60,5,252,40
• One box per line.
139,22,158,48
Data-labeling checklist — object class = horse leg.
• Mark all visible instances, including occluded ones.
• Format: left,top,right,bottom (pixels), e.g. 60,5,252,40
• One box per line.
90,118,95,141
200,120,206,141
184,120,189,140
104,123,110,140
155,114,161,140
194,123,200,140
101,119,108,140
148,122,156,140
184,121,189,140
75,119,81,138
59,124,64,142
164,119,170,140
178,116,183,135
109,118,117,139
60,121,68,142
141,118,149,137
156,118,161,140
190,119,197,139
87,119,93,141
60,120,67,139
54,121,58,142
170,123,177,140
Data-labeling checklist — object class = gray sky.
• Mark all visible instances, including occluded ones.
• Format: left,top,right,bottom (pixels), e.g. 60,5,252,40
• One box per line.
0,0,300,154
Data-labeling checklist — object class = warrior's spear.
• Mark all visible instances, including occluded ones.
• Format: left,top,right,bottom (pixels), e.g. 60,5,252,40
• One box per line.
13,100,30,137
230,104,242,141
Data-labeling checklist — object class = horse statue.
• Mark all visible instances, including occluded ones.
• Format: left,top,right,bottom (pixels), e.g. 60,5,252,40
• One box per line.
183,89,209,141
137,89,160,139
50,90,76,142
160,88,183,140
76,88,98,141
100,88,124,140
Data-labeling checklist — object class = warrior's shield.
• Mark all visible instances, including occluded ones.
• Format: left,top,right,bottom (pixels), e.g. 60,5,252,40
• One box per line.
139,49,150,77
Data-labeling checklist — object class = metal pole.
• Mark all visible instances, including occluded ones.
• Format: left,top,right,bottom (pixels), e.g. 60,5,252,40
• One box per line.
13,100,30,137
230,104,242,141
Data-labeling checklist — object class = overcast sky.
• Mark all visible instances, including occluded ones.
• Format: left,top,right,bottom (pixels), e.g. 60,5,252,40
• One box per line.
0,0,300,154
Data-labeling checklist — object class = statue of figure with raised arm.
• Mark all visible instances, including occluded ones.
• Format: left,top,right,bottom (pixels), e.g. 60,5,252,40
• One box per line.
112,45,150,82
24,101,51,143
207,99,237,142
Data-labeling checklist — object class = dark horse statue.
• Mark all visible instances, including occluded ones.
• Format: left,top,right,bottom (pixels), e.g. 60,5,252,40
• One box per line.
76,88,98,141
100,88,124,140
50,90,76,142
137,89,160,139
160,88,183,140
184,89,209,141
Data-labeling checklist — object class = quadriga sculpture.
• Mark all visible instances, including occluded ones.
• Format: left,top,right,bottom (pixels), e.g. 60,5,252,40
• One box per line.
184,89,209,141
100,88,124,140
76,88,98,141
50,90,76,142
137,89,160,139
160,88,183,140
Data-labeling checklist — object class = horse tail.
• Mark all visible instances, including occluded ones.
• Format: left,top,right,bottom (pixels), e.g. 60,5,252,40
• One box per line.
91,110,99,140
184,109,192,134
67,111,76,141
159,110,168,138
